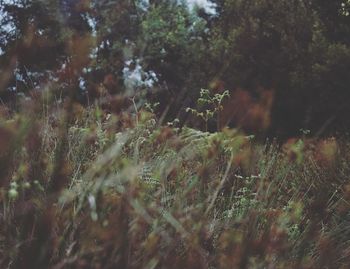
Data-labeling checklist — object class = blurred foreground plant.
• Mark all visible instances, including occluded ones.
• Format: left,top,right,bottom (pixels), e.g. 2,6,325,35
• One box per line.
0,94,350,268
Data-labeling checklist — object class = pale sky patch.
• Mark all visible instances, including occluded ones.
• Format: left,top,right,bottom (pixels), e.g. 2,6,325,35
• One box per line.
185,0,217,15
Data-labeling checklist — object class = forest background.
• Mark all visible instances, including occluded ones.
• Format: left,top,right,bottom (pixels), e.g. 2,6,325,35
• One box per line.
1,0,350,137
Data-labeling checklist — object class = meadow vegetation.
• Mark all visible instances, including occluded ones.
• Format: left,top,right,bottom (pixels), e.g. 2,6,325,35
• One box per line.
1,0,350,268
1,93,350,268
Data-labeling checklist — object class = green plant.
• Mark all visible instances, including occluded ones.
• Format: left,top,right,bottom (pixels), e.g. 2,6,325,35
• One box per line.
186,88,230,131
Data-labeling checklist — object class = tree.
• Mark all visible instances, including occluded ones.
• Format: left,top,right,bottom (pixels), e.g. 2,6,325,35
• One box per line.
205,0,350,136
0,0,92,103
140,0,211,116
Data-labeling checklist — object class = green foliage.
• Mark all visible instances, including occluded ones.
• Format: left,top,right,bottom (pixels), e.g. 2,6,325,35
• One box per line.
1,93,350,267
0,2,350,266
186,88,229,131
1,0,350,134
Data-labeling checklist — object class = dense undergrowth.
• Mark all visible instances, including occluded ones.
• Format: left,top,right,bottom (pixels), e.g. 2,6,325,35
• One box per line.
1,95,350,269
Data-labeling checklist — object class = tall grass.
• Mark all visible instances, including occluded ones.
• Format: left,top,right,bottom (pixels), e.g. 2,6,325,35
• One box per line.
1,93,350,268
